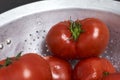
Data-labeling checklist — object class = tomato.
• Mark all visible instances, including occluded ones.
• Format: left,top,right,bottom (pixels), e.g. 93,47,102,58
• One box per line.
44,56,72,80
102,73,120,80
46,18,109,59
73,57,116,80
0,53,52,80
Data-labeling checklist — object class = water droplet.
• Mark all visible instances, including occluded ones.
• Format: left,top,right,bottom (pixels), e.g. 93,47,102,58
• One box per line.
6,39,11,45
46,49,49,52
45,45,48,47
110,40,113,43
106,55,109,59
0,44,3,49
104,50,107,53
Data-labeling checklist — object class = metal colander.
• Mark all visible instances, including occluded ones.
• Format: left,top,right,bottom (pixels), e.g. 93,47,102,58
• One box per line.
0,0,120,71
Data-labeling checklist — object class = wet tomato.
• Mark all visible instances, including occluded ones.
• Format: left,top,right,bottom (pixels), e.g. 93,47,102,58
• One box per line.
73,57,115,80
0,53,52,80
46,18,109,59
44,56,72,80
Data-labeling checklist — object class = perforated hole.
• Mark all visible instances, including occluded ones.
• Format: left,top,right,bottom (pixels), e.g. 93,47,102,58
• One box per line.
30,42,32,45
33,39,36,41
36,31,39,33
29,34,32,36
22,29,50,55
42,36,45,39
37,37,39,39
43,30,46,32
24,40,27,42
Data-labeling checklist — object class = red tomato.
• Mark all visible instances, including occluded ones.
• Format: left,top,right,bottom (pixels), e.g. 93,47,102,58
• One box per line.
46,18,109,59
102,73,120,80
73,57,116,80
0,53,52,80
44,56,72,80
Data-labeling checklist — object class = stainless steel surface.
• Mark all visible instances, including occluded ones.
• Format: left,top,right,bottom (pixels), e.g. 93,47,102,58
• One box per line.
0,0,120,71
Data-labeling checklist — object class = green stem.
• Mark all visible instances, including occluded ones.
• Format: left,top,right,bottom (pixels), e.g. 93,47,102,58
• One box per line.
0,51,23,69
70,21,84,41
103,72,110,77
15,51,23,60
5,57,12,66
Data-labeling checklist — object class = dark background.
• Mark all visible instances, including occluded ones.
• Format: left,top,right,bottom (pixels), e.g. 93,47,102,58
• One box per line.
0,0,119,14
0,0,42,14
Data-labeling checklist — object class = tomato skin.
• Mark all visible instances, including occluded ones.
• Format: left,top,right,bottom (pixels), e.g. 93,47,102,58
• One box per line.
46,18,109,59
44,56,72,80
46,21,76,59
73,57,115,80
76,18,109,58
0,53,52,80
102,73,120,80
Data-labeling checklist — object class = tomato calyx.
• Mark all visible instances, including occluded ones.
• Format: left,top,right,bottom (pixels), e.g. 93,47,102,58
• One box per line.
0,57,12,68
103,72,110,77
15,51,22,60
0,51,22,68
70,21,84,41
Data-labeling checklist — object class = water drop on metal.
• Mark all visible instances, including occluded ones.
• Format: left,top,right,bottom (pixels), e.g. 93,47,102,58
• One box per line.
46,49,49,52
0,44,3,49
6,39,11,45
